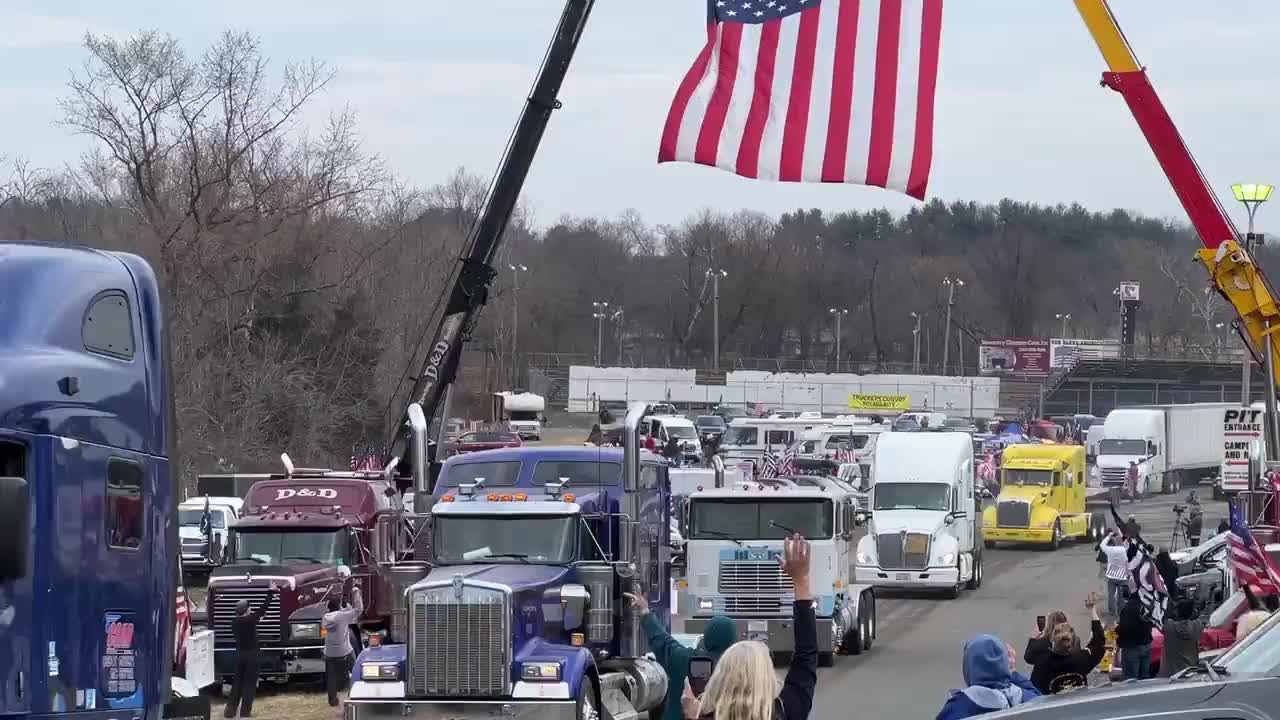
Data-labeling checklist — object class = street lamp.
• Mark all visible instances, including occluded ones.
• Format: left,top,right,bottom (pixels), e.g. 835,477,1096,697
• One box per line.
942,277,964,375
1232,183,1272,405
828,307,849,372
706,269,728,371
910,312,923,374
509,264,528,385
591,301,609,366
1055,313,1072,338
611,307,625,364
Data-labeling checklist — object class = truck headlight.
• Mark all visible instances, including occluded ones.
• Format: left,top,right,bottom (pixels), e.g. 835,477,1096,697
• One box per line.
290,622,321,640
698,598,714,611
856,552,872,565
521,662,562,681
940,552,955,565
361,662,402,681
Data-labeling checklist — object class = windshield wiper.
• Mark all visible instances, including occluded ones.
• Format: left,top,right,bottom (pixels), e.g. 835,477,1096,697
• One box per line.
479,552,531,563
769,520,805,538
284,556,325,563
697,529,744,546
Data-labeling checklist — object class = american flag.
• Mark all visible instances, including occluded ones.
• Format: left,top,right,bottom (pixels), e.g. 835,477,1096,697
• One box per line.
779,446,798,475
760,452,781,479
1229,504,1280,594
351,443,386,472
659,0,944,198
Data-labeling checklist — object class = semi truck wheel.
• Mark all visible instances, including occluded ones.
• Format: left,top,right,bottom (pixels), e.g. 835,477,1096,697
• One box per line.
944,558,962,598
863,592,876,650
1049,520,1062,551
967,552,983,590
841,614,863,656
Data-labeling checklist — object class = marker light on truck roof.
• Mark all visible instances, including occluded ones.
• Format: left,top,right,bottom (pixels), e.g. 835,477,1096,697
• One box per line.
441,495,455,502
564,493,575,503
514,493,528,501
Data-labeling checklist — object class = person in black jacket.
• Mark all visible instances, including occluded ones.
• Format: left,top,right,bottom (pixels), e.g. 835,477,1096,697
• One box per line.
1024,595,1106,693
1116,587,1153,680
224,583,280,718
685,534,816,720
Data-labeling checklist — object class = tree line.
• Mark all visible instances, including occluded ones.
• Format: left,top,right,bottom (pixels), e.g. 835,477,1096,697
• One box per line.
0,31,1259,475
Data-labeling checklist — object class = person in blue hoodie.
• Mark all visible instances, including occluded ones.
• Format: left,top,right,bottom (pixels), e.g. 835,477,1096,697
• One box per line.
937,634,1041,720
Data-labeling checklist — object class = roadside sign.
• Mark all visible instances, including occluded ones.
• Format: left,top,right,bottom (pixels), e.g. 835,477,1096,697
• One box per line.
1222,407,1263,491
847,393,910,411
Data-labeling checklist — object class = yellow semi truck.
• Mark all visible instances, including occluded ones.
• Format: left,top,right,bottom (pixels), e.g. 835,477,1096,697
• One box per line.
982,444,1106,549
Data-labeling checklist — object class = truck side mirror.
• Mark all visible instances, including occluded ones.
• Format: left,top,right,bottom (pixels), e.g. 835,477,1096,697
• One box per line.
0,476,30,581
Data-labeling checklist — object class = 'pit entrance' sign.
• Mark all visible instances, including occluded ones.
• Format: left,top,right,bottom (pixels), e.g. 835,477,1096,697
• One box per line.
1222,408,1263,492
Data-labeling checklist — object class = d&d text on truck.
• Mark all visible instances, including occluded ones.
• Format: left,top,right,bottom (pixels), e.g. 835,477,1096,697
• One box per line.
206,466,409,684
855,431,983,598
682,486,876,667
982,444,1106,549
345,403,673,720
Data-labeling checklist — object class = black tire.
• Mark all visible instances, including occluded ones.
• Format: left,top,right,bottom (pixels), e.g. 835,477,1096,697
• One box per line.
967,551,983,590
984,539,996,549
944,560,962,598
864,593,876,650
1048,520,1062,551
842,615,863,656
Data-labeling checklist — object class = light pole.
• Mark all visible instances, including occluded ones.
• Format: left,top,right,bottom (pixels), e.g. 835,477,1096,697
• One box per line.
592,301,608,366
828,307,848,372
1231,183,1273,406
707,269,728,371
612,307,625,364
1055,313,1072,338
942,277,964,375
509,263,527,385
910,312,923,374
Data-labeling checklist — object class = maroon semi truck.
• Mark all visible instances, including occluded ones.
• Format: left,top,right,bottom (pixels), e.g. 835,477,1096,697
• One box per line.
205,467,412,684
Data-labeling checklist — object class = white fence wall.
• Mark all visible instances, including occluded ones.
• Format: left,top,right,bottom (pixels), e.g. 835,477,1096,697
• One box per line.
568,366,1001,417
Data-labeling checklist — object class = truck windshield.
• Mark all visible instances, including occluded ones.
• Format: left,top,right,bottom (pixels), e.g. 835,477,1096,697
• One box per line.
873,483,951,512
434,515,576,564
532,461,622,485
234,530,341,564
667,425,697,440
1098,439,1148,455
1004,469,1054,487
441,461,522,486
179,508,225,528
689,498,834,540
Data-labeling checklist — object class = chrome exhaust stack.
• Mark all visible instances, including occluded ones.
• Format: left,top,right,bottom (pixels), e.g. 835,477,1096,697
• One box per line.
711,453,725,488
407,403,430,496
623,401,646,492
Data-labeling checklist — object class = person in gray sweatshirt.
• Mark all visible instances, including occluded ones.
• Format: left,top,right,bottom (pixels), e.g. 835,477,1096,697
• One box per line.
322,586,364,706
1158,597,1204,678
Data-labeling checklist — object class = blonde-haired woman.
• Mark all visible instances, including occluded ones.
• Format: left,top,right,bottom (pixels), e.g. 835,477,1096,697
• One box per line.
682,534,817,720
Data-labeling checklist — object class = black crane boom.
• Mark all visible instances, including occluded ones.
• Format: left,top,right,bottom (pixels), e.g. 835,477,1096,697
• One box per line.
386,0,596,482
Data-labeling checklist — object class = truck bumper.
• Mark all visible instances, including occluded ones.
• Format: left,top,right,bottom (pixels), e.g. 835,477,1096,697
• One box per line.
855,566,959,590
684,616,833,653
984,527,1053,543
215,645,326,677
345,698,576,720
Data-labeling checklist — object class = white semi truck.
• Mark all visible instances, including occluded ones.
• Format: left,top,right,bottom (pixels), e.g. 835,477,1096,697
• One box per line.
1096,403,1231,496
683,486,876,666
854,431,982,598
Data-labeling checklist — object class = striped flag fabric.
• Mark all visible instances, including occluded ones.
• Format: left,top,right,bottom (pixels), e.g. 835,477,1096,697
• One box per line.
351,443,386,472
760,452,781,479
1229,504,1280,594
659,0,944,199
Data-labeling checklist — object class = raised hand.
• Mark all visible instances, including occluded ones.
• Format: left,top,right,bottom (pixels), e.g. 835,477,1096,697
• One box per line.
622,591,650,615
778,533,813,601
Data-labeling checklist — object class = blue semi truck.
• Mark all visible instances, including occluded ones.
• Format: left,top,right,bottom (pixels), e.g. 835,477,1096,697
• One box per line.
345,403,674,720
0,242,189,720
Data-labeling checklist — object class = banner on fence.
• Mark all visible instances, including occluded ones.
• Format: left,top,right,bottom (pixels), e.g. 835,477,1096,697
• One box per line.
979,338,1050,377
847,393,911,412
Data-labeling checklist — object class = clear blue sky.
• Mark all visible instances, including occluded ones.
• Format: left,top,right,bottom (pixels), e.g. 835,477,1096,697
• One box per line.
3,1,1279,230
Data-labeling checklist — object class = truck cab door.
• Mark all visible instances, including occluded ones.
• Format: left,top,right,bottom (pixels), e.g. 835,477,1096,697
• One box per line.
835,501,851,583
0,437,32,716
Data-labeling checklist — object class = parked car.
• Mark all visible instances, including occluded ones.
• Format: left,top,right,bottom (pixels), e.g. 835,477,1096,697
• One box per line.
1169,531,1231,576
695,415,728,442
445,430,523,456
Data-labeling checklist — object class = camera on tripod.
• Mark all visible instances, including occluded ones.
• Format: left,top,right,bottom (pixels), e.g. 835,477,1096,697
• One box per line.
1172,504,1186,514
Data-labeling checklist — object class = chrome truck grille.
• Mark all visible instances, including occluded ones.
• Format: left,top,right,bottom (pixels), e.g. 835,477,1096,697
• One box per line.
211,588,281,646
718,561,794,593
996,501,1031,528
1100,468,1128,486
876,533,930,569
724,596,785,614
408,581,510,697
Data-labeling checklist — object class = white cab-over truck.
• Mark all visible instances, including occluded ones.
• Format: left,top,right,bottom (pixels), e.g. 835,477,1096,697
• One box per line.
855,431,982,598
177,496,243,569
1096,403,1231,495
492,391,545,440
683,487,876,666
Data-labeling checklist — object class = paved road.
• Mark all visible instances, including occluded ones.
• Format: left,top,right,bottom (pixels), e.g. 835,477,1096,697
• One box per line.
677,486,1227,720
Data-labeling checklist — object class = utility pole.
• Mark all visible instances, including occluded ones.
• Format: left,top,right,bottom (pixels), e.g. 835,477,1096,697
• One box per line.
510,263,527,386
1055,312,1071,338
592,301,608,366
828,307,848,372
612,307,625,364
911,312,922,374
707,269,728,371
942,277,964,375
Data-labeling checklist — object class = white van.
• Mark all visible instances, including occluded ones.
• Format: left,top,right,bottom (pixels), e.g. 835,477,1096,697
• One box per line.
854,432,981,598
645,415,702,464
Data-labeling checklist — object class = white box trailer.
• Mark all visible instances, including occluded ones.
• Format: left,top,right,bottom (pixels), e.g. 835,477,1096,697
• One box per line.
1096,403,1231,495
